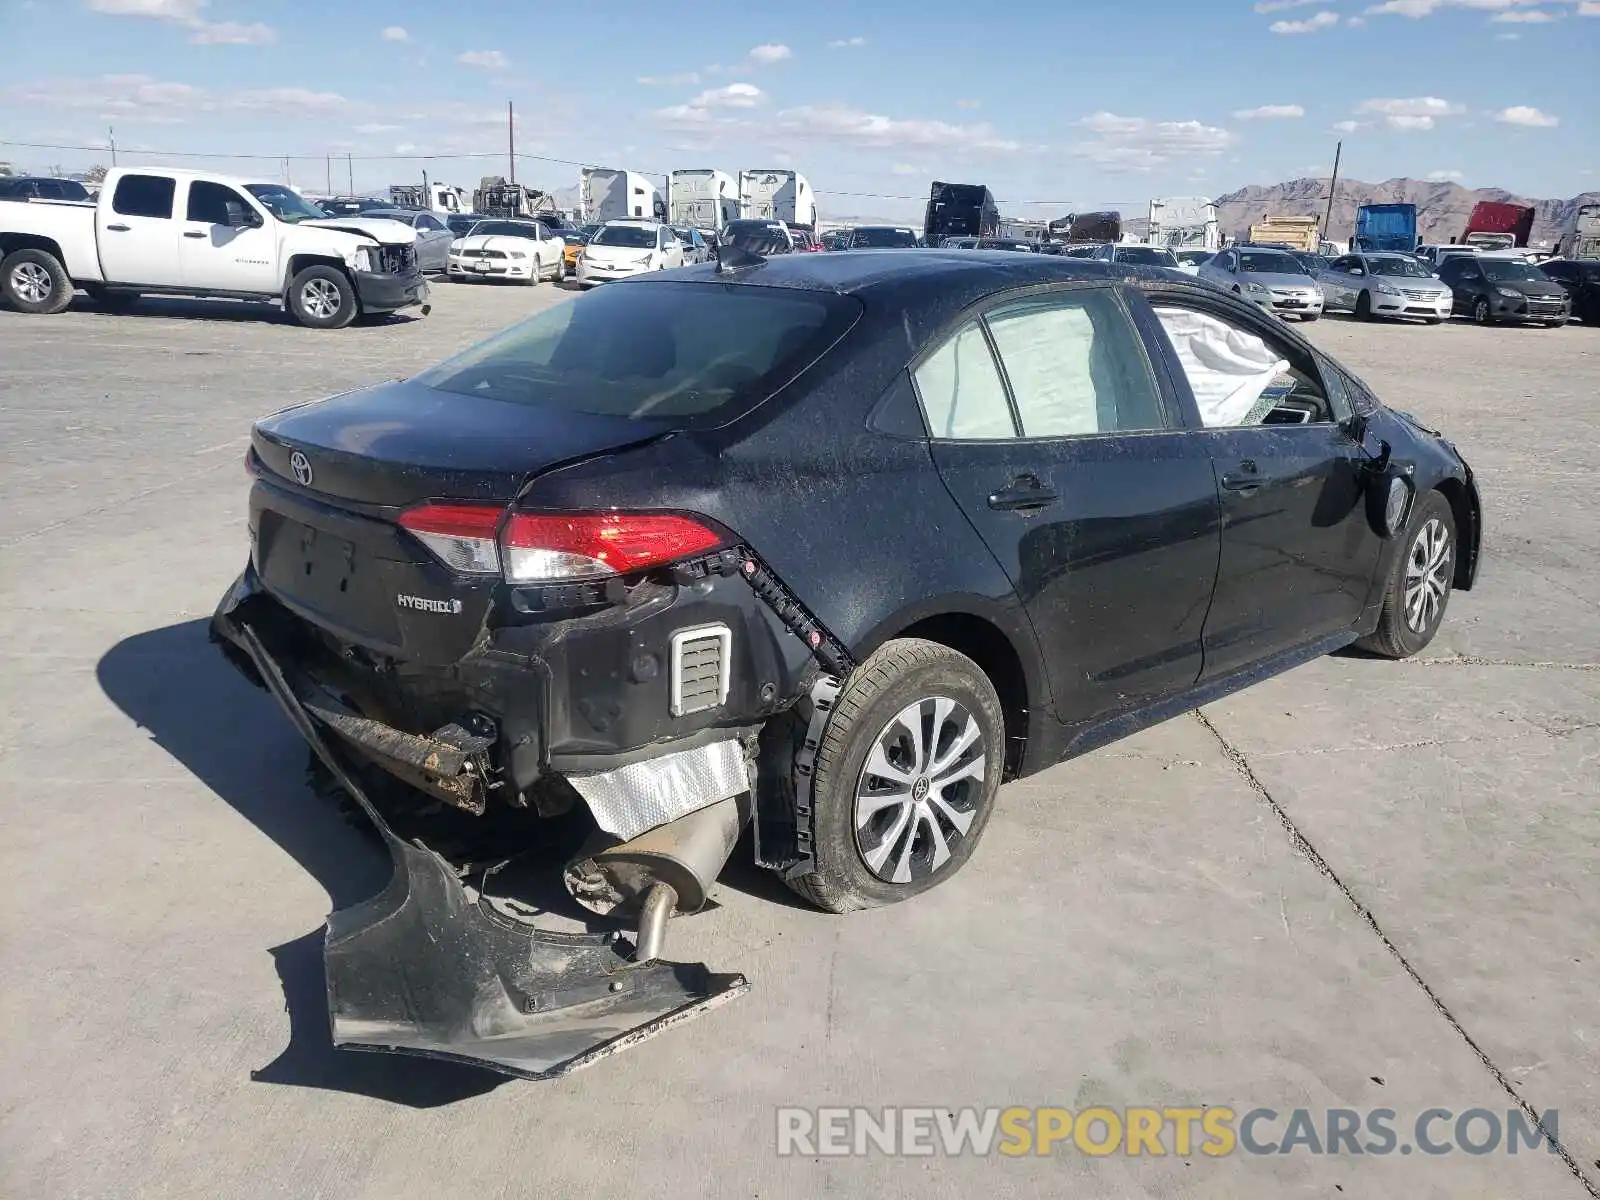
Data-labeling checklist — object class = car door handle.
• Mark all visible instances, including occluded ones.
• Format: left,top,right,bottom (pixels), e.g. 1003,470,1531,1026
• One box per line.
1220,473,1261,492
988,481,1059,512
106,224,131,232
183,230,206,239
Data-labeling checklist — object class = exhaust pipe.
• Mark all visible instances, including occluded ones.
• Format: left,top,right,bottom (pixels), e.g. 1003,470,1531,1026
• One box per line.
564,795,746,957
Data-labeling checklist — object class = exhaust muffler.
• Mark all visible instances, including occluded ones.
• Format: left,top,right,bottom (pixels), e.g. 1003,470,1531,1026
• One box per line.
563,794,747,959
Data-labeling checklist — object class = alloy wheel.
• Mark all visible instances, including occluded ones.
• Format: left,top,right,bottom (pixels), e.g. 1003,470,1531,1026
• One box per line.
1474,298,1490,325
1403,517,1452,634
853,696,987,884
11,262,53,305
300,278,341,320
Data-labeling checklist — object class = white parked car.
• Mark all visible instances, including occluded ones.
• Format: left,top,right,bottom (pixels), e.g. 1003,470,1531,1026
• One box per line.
577,220,684,287
446,219,566,284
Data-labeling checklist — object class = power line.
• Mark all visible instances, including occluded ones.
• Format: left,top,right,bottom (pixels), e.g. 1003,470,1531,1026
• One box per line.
0,138,1142,208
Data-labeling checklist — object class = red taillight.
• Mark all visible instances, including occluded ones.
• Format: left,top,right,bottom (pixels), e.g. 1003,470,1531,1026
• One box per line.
398,503,503,574
398,505,726,582
502,513,724,582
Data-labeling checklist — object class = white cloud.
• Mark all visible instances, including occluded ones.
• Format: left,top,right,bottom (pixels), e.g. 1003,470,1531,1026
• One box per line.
2,73,353,123
1495,104,1559,126
87,0,205,15
956,99,981,110
689,82,763,109
187,20,274,44
1347,14,1368,23
1365,0,1551,16
747,43,792,64
637,71,700,86
231,87,347,116
1070,112,1238,171
354,122,401,134
381,25,408,41
1355,96,1465,128
456,49,509,70
1233,104,1306,119
1331,118,1368,131
828,35,866,46
1428,168,1465,179
1496,29,1523,35
1271,10,1339,31
1255,0,1319,9
1491,7,1560,18
85,0,277,45
775,104,1024,153
890,163,922,175
1579,0,1600,13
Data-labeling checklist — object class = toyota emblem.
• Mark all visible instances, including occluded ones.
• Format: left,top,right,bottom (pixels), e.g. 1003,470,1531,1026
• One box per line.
289,451,313,487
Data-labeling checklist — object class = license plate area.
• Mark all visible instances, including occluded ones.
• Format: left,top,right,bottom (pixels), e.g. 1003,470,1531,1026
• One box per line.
258,513,402,645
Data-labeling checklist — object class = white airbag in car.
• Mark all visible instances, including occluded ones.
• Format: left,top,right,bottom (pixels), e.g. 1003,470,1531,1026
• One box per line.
1155,307,1289,428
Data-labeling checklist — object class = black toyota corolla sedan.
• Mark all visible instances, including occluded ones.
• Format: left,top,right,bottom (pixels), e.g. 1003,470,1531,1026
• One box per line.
212,251,1482,1075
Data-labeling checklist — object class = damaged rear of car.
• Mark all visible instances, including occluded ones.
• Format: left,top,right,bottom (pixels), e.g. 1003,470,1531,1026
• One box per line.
212,277,864,1074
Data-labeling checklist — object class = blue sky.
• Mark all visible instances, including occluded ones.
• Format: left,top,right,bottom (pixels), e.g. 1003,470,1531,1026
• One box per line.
1,0,1594,220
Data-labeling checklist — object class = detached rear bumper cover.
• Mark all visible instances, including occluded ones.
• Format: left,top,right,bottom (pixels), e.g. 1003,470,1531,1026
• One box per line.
212,577,748,1080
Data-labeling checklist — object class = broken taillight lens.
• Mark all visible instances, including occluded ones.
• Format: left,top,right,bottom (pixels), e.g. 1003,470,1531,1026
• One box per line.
398,503,503,574
502,513,724,582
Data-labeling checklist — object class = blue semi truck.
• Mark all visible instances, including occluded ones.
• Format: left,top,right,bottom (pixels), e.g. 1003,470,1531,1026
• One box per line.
1353,203,1420,254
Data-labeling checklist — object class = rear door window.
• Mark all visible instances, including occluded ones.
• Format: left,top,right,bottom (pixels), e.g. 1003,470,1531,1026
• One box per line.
419,281,863,425
985,290,1169,437
112,174,176,219
913,323,1016,440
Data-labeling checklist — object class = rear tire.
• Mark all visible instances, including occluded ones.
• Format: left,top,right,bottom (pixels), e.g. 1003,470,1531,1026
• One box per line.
1424,317,1444,326
553,255,566,283
1357,490,1456,660
768,639,1005,913
287,265,357,329
1,248,73,315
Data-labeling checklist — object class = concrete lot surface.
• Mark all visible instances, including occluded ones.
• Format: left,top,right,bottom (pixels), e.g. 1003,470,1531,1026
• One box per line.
1,282,1595,1199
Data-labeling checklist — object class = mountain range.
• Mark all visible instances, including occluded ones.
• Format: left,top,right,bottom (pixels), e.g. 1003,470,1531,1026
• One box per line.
1201,177,1595,247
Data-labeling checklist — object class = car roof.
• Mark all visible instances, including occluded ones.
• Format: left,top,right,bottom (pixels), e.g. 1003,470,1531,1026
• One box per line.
666,249,1126,299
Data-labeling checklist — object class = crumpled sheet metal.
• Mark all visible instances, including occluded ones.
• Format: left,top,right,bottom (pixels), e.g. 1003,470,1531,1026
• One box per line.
566,738,748,842
224,615,748,1081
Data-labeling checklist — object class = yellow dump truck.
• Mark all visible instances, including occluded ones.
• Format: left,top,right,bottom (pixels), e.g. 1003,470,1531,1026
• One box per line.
1246,216,1321,254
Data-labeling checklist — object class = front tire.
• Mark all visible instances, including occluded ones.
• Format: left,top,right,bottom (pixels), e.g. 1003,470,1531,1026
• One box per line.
1473,297,1493,326
1,248,73,315
770,639,1005,913
1355,290,1373,322
1301,312,1321,322
553,255,566,283
1357,490,1456,659
287,266,357,329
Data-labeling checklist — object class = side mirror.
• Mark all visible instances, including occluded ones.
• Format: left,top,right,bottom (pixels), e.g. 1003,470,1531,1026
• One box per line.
1350,268,1365,277
225,202,258,228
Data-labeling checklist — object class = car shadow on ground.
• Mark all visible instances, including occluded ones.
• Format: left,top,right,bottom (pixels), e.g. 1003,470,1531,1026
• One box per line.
96,618,508,1106
67,294,427,327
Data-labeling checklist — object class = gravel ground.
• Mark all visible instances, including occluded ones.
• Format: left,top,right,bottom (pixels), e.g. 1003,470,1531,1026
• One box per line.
1,282,1595,1199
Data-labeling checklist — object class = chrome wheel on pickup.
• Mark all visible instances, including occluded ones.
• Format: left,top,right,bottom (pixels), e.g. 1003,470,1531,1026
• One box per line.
0,248,74,315
287,265,358,330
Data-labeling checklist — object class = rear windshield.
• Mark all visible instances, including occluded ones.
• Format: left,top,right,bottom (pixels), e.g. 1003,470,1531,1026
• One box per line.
417,281,863,424
852,227,918,248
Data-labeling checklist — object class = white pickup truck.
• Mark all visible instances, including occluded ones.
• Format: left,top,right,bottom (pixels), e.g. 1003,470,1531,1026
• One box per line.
0,166,429,328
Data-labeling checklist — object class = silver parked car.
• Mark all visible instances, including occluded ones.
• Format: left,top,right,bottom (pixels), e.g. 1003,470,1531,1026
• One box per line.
1089,243,1181,268
670,226,712,264
1317,252,1454,324
362,208,454,274
1197,246,1323,321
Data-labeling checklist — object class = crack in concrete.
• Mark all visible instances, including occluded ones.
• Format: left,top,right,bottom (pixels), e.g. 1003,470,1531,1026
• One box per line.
1193,708,1599,1197
1408,656,1600,673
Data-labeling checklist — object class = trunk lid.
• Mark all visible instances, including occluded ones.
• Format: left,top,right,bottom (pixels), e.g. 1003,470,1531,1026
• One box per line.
249,378,672,662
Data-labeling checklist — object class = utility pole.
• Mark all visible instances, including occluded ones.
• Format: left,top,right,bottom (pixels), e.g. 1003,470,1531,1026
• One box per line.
347,152,354,195
508,100,516,185
325,154,331,196
108,126,117,166
1322,140,1342,241
422,167,430,208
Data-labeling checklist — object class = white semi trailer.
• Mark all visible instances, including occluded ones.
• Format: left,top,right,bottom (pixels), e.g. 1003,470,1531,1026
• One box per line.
668,170,739,230
738,169,817,231
580,168,665,223
1147,196,1220,252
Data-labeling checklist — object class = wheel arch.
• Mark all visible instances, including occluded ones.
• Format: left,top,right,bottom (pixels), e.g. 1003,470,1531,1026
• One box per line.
1433,475,1480,590
0,233,68,266
283,253,354,296
854,598,1046,780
